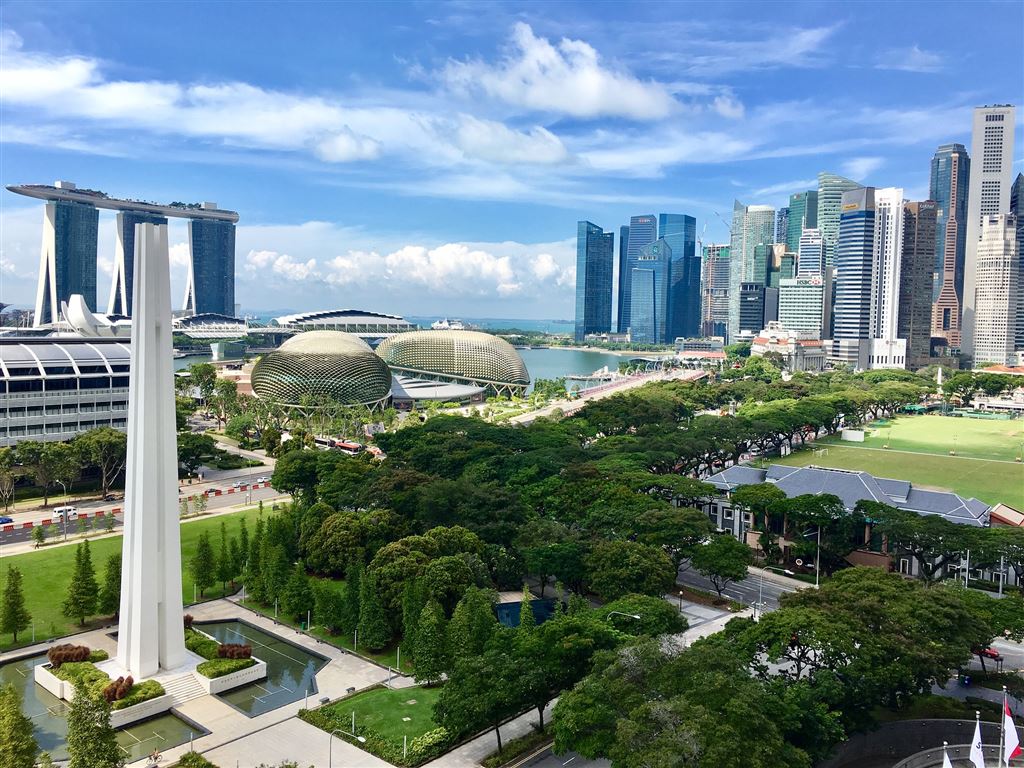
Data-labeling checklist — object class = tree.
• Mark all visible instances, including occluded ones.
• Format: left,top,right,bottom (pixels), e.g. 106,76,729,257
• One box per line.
517,585,535,635
731,483,787,564
414,599,449,684
423,555,475,616
342,562,362,636
864,502,976,584
97,554,122,618
190,531,217,599
690,535,753,599
0,682,37,768
585,541,675,601
634,506,715,572
434,647,523,754
783,494,862,576
75,428,127,497
281,562,315,621
62,541,99,626
357,570,391,650
313,582,346,633
32,525,45,548
447,587,497,662
597,594,687,636
401,577,426,654
1,566,31,644
188,362,217,405
216,521,234,595
177,433,215,478
0,447,19,513
65,681,124,768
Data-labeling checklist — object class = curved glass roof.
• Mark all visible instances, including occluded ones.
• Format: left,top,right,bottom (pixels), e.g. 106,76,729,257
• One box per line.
0,339,129,378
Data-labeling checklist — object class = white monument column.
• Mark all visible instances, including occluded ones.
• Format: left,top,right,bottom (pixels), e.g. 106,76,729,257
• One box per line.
116,223,186,679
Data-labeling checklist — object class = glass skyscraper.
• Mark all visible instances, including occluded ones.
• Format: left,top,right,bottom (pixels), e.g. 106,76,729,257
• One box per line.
617,225,630,332
630,238,672,344
727,201,774,341
786,190,818,253
659,213,698,341
775,207,789,246
928,143,970,348
109,211,168,316
899,201,938,367
185,218,236,316
817,172,861,268
832,188,876,366
701,244,730,337
617,214,657,334
574,221,615,342
34,200,99,325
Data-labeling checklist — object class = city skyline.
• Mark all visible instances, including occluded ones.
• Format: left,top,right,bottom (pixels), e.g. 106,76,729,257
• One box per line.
1,1,1022,318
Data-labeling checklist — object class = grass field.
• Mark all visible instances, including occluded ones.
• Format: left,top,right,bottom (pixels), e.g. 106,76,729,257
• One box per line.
772,415,1024,509
0,507,270,651
337,685,442,744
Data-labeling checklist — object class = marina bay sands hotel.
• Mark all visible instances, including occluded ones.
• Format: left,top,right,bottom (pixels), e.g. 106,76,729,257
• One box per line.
7,181,239,326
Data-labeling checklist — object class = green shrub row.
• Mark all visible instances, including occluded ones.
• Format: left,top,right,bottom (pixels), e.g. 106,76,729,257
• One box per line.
185,628,220,660
196,657,256,679
110,679,166,710
50,660,166,709
298,707,453,767
51,661,110,689
88,649,110,663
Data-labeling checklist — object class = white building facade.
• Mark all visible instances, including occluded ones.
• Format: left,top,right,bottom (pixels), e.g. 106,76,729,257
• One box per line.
974,214,1020,366
778,273,831,339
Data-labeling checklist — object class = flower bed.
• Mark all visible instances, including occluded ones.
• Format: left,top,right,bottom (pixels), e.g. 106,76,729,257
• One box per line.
185,628,220,660
196,658,256,679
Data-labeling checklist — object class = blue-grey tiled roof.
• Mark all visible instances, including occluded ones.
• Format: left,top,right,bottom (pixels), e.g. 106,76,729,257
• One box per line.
705,463,990,527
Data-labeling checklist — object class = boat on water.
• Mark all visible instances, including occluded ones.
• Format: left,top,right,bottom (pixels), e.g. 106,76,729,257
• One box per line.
431,318,467,330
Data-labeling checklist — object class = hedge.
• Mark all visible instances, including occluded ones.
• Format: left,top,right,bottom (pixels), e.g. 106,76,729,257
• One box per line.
51,661,166,709
185,628,220,660
196,657,256,679
111,679,166,710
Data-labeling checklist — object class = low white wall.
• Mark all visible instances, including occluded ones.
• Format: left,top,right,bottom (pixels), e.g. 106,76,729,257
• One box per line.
33,664,71,699
198,658,267,694
110,694,173,728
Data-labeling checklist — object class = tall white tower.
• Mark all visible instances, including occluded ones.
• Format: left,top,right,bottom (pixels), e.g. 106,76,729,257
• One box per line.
961,104,1016,358
116,222,187,679
974,214,1019,366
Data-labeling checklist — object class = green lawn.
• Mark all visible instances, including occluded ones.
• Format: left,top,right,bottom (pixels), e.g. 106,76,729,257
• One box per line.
0,507,270,651
336,685,442,743
771,414,1024,508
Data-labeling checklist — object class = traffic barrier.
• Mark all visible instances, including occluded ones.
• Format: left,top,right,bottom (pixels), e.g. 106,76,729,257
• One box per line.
41,519,51,526
112,507,122,514
3,525,13,532
22,522,33,529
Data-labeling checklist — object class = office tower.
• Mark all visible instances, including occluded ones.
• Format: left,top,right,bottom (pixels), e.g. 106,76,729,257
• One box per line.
832,187,877,368
776,207,789,245
797,228,825,276
1010,173,1024,350
899,201,938,367
753,243,771,285
659,214,698,340
786,190,818,253
973,214,1019,365
574,221,615,341
630,238,672,343
766,244,789,288
108,211,168,316
727,201,774,340
962,105,1016,357
33,193,99,326
617,214,657,333
182,217,236,316
779,272,832,339
764,286,779,325
617,225,630,332
868,188,908,368
777,252,796,284
929,143,970,347
739,282,765,336
701,244,730,337
817,172,861,267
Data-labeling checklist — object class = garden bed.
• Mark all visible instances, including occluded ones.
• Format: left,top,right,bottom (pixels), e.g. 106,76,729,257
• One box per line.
185,626,266,693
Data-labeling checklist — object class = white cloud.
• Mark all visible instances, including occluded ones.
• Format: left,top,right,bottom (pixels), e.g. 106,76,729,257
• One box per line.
314,127,382,162
875,45,943,73
440,22,677,119
752,178,818,198
245,249,319,281
454,116,569,165
841,156,884,180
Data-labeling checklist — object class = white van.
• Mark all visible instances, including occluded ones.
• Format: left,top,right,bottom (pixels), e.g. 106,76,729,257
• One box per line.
52,506,79,522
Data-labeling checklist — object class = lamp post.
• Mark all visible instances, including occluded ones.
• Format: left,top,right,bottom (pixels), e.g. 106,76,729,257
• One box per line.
605,611,642,624
755,566,795,622
677,590,684,611
329,728,366,768
57,480,68,542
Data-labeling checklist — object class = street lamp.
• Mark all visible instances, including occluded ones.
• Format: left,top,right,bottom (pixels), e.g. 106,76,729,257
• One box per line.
755,566,795,622
606,611,642,622
801,527,822,589
677,590,684,611
329,728,366,768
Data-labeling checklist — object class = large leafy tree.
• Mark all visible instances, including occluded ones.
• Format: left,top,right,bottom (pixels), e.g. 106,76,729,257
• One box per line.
66,681,124,768
74,428,127,497
783,494,863,576
585,540,675,601
730,483,787,563
0,682,38,767
1,566,31,643
690,534,752,599
0,447,21,513
447,587,497,662
177,433,216,478
634,506,715,572
863,501,976,584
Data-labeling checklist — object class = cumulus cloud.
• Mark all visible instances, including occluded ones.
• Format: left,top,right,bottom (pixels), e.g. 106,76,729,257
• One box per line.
455,116,569,165
875,45,943,73
314,127,382,162
440,22,677,119
245,249,319,281
841,156,884,180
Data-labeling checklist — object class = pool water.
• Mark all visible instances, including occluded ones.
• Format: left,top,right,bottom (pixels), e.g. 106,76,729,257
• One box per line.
197,620,328,717
0,653,199,762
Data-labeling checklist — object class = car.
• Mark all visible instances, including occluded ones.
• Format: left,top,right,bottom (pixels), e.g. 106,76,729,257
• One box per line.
102,494,118,502
204,488,221,496
255,477,269,484
0,516,13,524
979,647,1003,661
52,506,79,522
232,481,244,489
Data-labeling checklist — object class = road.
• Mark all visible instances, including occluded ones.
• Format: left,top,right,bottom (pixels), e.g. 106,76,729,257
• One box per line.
521,748,609,768
676,568,799,612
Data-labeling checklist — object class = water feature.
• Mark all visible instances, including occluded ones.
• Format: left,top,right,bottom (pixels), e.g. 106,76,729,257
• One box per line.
0,653,200,762
197,620,328,717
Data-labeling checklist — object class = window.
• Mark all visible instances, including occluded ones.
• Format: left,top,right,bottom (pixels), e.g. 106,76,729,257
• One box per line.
723,507,734,521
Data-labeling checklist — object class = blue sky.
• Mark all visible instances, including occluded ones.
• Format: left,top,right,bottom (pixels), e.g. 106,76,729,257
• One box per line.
1,0,1021,319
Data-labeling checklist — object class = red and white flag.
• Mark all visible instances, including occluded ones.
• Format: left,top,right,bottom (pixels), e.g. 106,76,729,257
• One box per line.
1005,701,1022,764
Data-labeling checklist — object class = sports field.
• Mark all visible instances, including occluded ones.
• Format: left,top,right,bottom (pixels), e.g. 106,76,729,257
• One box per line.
773,415,1024,509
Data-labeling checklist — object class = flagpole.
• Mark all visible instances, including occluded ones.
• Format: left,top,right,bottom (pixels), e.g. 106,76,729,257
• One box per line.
1000,686,1007,767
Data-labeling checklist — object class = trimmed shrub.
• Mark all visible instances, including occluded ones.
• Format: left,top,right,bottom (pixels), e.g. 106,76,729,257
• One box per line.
47,644,92,668
184,628,219,660
183,614,194,631
216,643,252,660
196,657,256,679
111,679,164,710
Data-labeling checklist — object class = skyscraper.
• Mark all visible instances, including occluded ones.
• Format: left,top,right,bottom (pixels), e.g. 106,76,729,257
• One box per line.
659,214,698,341
108,211,168,316
797,228,825,276
786,190,818,253
183,217,236,316
33,192,99,326
617,214,656,334
1010,173,1024,351
899,201,938,367
962,105,1016,358
630,238,672,344
973,214,1019,365
929,143,971,348
832,187,877,368
739,283,766,336
776,207,789,245
779,272,831,339
701,244,730,337
574,221,615,342
617,225,630,332
817,172,861,267
727,201,774,341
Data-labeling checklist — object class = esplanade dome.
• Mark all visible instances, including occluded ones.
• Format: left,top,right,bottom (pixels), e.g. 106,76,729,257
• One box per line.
251,330,392,408
375,329,530,397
